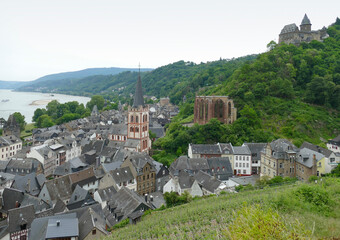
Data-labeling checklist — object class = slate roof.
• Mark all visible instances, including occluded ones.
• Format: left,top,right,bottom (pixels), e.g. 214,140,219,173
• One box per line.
29,213,77,240
219,143,233,154
44,175,73,202
54,157,88,176
124,139,140,148
132,74,144,107
109,187,153,222
280,23,299,34
102,161,123,173
301,14,311,25
329,135,340,145
296,148,323,168
7,204,35,233
270,139,297,159
300,142,333,158
170,156,209,174
96,186,117,202
243,143,266,161
110,167,134,184
230,175,259,186
190,144,222,155
0,160,9,172
127,153,157,174
78,207,108,240
109,124,128,135
207,157,233,180
53,198,67,214
45,218,79,239
194,171,224,193
233,145,251,155
12,173,42,196
0,172,15,185
176,170,195,189
149,127,165,139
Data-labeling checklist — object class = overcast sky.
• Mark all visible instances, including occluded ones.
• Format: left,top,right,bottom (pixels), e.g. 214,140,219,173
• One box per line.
0,0,339,81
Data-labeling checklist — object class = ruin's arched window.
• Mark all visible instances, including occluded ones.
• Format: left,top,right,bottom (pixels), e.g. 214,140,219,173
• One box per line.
199,100,204,120
136,116,139,123
205,101,208,119
130,115,134,122
228,102,231,116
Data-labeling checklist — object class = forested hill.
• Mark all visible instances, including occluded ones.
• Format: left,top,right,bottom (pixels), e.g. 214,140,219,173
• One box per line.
14,56,257,99
152,18,340,162
15,67,153,93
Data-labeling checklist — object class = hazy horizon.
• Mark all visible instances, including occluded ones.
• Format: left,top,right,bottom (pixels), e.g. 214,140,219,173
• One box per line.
1,0,339,81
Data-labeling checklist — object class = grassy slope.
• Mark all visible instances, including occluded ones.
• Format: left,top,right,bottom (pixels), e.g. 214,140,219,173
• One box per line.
107,178,340,239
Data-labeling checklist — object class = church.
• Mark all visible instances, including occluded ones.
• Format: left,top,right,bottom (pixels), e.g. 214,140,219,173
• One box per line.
279,14,329,45
108,71,151,153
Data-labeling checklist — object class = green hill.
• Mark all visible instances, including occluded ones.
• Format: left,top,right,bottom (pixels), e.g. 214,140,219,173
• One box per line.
107,178,340,239
152,18,340,162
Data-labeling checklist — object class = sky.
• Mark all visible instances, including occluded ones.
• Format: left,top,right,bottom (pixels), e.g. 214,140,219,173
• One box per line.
0,0,339,81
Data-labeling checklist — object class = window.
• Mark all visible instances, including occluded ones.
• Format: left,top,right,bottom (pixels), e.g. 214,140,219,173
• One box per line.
243,170,246,174
318,162,321,167
235,163,238,167
246,163,249,168
136,116,139,123
92,229,96,235
243,163,245,168
131,116,134,122
237,169,241,174
279,163,283,168
236,156,238,160
330,158,335,163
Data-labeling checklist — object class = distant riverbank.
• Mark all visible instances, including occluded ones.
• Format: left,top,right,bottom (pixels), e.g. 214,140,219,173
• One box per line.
0,90,90,123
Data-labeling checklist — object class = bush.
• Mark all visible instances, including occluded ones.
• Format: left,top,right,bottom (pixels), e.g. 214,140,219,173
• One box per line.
224,204,311,239
294,185,330,207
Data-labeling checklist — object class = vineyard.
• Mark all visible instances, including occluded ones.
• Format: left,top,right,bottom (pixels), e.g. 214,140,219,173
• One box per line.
107,178,340,239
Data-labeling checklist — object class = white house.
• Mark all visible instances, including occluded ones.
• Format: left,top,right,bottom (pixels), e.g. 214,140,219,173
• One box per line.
0,136,22,161
163,171,203,197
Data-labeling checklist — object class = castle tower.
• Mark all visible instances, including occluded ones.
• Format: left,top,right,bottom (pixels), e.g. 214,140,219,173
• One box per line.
300,14,311,32
3,114,21,139
127,67,151,152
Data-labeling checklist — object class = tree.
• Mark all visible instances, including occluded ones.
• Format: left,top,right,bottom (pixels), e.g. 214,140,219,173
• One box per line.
36,114,54,128
32,108,46,122
86,95,105,111
13,112,26,131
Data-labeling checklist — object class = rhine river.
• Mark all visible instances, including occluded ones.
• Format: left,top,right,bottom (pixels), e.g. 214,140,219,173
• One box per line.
0,90,90,123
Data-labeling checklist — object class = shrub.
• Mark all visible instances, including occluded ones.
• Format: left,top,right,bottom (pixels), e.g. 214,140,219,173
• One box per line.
294,185,330,207
223,204,311,239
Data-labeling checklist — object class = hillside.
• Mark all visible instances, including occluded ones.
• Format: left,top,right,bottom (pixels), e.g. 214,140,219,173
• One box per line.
107,178,340,239
16,67,153,93
152,18,340,162
0,80,28,89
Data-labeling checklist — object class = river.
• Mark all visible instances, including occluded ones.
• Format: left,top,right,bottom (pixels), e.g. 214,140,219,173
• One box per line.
0,90,90,123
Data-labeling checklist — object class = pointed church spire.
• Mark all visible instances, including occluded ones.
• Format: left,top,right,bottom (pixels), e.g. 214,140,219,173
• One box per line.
301,14,311,25
133,63,144,108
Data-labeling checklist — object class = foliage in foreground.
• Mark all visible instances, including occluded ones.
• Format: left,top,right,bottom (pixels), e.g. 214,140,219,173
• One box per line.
107,178,340,239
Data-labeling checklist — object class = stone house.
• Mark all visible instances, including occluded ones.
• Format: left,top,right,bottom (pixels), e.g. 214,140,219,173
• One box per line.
295,148,317,181
98,167,136,191
260,139,297,179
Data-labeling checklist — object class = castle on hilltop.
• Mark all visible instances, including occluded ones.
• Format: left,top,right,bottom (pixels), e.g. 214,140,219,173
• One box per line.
279,14,329,45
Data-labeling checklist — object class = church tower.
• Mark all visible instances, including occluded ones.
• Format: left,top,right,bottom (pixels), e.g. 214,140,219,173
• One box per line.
300,14,312,32
127,67,151,152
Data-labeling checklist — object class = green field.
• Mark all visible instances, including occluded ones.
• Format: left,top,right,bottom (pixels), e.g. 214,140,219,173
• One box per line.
107,178,340,239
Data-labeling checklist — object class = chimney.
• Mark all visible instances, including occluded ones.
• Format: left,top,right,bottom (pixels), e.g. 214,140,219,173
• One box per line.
150,195,153,202
144,194,148,203
56,220,60,227
313,154,317,175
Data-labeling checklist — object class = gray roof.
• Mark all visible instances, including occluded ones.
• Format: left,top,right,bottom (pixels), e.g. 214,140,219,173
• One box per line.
124,138,140,148
243,143,266,161
127,152,157,174
296,148,323,168
301,14,311,25
0,160,9,171
102,161,123,173
177,170,195,189
78,207,108,239
46,218,79,239
110,167,134,184
280,23,299,34
68,185,90,206
300,142,333,158
219,143,233,154
170,156,209,174
194,171,224,193
233,145,251,155
270,139,297,159
44,175,73,202
207,157,233,180
109,124,128,135
230,175,260,186
12,173,42,196
329,135,340,144
0,172,15,184
96,186,117,202
29,213,77,240
132,74,144,107
190,144,222,155
149,127,165,139
7,204,35,233
109,187,153,222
